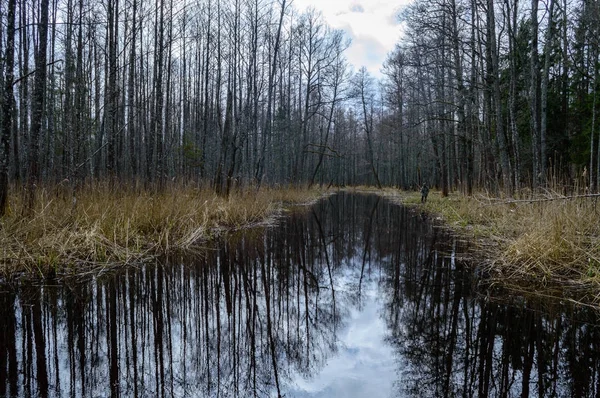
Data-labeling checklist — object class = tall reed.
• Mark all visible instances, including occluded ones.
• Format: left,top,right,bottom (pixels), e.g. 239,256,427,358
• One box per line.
0,183,324,277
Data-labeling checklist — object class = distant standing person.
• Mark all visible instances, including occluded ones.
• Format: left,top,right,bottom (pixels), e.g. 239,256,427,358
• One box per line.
421,183,429,203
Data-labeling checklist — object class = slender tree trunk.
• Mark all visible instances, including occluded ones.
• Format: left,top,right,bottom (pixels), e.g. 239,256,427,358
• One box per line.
596,55,600,192
487,0,512,194
310,37,345,187
63,0,75,179
0,0,16,216
450,0,468,194
47,0,58,182
506,0,521,191
256,0,287,189
26,0,50,214
530,0,541,188
128,0,138,180
437,16,449,197
541,0,556,184
106,0,118,181
200,0,212,180
358,68,382,189
73,0,85,184
592,51,599,192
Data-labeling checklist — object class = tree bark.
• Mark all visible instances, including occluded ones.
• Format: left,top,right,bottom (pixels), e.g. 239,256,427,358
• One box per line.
530,0,541,188
487,0,513,194
541,0,556,184
0,0,16,216
26,0,50,214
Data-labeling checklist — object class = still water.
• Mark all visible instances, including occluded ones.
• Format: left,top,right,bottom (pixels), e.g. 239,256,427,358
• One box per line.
2,193,600,397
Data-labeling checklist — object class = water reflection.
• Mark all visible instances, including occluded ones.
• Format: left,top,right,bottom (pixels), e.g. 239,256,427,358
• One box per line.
1,193,600,397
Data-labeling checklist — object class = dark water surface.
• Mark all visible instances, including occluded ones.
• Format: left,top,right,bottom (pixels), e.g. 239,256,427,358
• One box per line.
2,193,600,397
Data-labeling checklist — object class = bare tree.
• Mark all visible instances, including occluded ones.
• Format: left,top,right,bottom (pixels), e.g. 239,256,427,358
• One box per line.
26,0,50,214
353,67,382,189
0,0,16,216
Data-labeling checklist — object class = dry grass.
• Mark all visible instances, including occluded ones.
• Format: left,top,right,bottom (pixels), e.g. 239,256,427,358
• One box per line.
0,183,325,278
378,187,600,303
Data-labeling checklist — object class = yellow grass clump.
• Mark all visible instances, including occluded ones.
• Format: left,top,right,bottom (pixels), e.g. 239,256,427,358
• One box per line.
0,183,325,278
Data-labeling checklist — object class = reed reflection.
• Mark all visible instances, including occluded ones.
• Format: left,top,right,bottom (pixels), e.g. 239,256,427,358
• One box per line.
1,193,600,397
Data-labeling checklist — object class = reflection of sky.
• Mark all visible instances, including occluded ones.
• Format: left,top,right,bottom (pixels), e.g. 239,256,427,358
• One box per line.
284,261,396,398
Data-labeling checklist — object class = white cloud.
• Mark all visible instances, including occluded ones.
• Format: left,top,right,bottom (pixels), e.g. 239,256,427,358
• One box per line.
292,0,410,78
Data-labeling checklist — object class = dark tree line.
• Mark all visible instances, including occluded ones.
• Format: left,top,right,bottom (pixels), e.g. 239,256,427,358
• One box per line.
382,0,600,195
1,0,600,215
0,0,362,214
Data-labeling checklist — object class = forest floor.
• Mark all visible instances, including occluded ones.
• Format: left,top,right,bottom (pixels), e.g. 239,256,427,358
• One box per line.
370,187,600,307
0,184,326,279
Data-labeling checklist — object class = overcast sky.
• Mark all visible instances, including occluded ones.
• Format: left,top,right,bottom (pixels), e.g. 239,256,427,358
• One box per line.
291,0,411,79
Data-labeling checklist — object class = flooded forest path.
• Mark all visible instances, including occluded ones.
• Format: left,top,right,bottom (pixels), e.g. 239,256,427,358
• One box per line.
1,193,600,397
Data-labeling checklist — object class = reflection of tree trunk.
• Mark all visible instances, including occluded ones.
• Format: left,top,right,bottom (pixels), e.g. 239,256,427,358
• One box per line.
462,291,472,395
521,315,535,398
499,318,511,396
51,303,59,393
249,261,258,396
415,228,437,315
32,293,49,398
151,267,167,397
549,318,562,396
0,293,18,395
312,210,336,316
108,282,119,398
203,265,212,393
231,253,240,396
164,265,175,396
477,304,497,397
216,264,222,397
359,197,379,292
536,315,545,397
443,263,463,395
260,255,282,397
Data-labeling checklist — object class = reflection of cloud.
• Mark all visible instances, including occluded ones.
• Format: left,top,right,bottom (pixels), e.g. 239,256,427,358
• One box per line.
292,0,411,79
286,274,396,398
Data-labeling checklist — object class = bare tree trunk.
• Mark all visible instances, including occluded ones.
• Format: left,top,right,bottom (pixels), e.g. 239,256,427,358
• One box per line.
310,34,345,187
530,0,541,188
487,0,512,194
73,0,85,184
450,0,468,194
16,1,31,183
200,0,212,180
592,52,599,192
357,68,382,189
541,0,556,184
505,0,521,191
26,0,50,214
128,0,138,180
225,0,241,196
439,13,449,197
596,55,600,192
106,0,118,181
63,0,75,180
256,0,287,189
0,0,16,216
